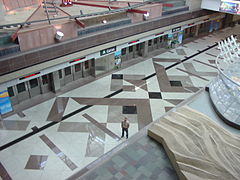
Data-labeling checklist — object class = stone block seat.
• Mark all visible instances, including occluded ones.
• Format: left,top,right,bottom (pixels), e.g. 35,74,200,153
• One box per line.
148,106,240,180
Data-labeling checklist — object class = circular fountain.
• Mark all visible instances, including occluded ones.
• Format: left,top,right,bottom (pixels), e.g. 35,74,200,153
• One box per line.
209,35,240,129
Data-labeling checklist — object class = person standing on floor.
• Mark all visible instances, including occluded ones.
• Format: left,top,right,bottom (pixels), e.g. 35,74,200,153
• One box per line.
121,117,130,139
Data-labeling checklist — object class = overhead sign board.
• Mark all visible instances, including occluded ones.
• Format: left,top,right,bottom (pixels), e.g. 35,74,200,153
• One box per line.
220,0,240,14
172,26,181,33
100,46,116,56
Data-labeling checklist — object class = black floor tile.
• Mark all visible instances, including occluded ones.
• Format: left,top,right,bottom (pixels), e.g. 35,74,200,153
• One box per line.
112,74,123,79
122,106,137,114
31,126,38,132
148,92,162,99
170,80,182,87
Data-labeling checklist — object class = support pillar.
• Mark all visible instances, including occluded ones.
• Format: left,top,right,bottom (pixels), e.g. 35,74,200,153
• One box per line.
52,71,61,93
194,24,200,37
223,14,234,28
143,42,148,57
133,45,137,58
126,47,130,60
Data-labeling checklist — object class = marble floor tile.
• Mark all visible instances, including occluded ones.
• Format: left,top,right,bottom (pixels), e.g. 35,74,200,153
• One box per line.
83,113,120,141
107,105,138,124
24,155,48,170
47,97,69,122
40,135,78,171
0,120,30,131
2,26,240,180
85,124,105,157
122,85,135,92
63,98,85,116
0,162,12,180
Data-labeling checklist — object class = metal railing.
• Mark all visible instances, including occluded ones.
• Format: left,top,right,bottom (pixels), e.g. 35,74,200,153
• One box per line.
0,1,150,29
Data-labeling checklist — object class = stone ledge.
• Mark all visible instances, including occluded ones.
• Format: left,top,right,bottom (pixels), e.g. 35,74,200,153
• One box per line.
148,106,240,180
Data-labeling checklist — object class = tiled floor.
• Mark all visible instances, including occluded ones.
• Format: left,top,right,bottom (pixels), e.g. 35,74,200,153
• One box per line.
81,136,178,180
0,25,240,180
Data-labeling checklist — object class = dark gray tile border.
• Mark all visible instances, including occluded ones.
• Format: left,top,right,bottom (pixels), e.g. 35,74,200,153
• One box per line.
122,85,135,92
83,113,121,141
124,79,148,91
205,52,217,58
47,97,69,122
184,87,200,93
72,98,153,131
154,63,187,92
183,63,218,76
0,120,30,131
0,162,12,180
152,58,180,63
58,122,106,132
193,59,217,69
24,155,48,170
164,107,173,112
39,134,78,171
208,60,215,64
176,68,209,81
164,99,184,106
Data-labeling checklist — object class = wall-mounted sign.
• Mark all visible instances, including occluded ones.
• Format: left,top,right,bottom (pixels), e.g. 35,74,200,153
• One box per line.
172,26,181,33
220,0,240,15
0,90,12,114
100,46,116,56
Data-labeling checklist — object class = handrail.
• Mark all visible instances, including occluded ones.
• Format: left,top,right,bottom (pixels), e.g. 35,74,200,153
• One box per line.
0,1,150,29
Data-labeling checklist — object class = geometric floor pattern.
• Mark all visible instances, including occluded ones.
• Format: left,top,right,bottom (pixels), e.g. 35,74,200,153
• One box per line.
1,25,240,180
79,136,178,180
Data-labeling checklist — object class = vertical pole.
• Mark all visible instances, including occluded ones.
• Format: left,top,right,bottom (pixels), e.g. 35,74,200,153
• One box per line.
44,0,51,24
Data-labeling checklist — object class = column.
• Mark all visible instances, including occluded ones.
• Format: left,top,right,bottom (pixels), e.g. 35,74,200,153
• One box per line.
52,71,61,93
133,45,137,58
194,24,200,37
142,42,148,57
223,14,234,28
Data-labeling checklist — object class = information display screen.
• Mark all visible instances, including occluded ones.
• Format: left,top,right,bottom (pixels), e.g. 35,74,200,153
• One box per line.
219,0,240,14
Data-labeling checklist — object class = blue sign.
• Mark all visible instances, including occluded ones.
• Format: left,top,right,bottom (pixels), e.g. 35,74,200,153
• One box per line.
0,90,13,114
